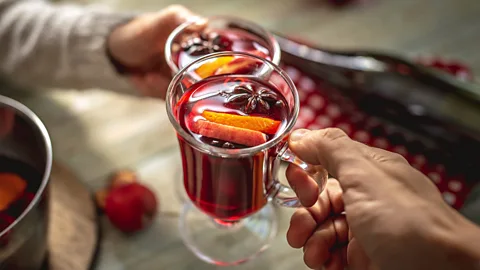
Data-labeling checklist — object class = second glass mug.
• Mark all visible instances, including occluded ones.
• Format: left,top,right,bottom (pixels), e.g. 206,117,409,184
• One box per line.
166,52,328,265
164,15,281,75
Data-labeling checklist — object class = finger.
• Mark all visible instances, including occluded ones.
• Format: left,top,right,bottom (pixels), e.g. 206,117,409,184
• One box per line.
324,249,345,270
326,178,344,215
286,208,317,249
289,128,359,174
306,179,344,223
303,216,349,269
289,128,372,189
154,5,198,36
286,179,344,248
286,164,319,207
347,238,372,270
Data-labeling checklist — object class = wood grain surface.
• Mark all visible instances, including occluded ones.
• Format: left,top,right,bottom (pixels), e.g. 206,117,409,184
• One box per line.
9,0,480,269
46,163,99,270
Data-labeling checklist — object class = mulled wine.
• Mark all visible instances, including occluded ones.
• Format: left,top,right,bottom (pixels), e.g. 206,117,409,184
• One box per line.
0,155,40,247
175,75,289,221
174,29,271,72
167,52,328,265
165,16,280,74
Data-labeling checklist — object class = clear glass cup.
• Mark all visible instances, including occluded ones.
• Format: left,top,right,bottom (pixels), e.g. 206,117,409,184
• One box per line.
166,15,282,203
164,15,281,75
166,52,328,265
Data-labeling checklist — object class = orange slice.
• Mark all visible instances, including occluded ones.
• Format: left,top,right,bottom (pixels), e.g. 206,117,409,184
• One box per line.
195,56,234,78
202,111,281,134
214,58,258,75
192,120,267,147
0,173,27,211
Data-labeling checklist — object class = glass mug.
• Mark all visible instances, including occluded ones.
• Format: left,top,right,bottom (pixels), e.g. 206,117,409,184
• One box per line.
164,15,281,75
165,15,282,202
166,52,328,265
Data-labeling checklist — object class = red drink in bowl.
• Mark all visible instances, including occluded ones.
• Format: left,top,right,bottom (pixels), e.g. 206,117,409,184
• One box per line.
166,52,327,265
0,156,39,243
176,75,289,221
0,96,51,270
165,16,280,74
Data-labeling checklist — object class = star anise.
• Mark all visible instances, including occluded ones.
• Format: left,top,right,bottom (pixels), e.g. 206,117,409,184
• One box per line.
180,32,230,56
222,84,279,113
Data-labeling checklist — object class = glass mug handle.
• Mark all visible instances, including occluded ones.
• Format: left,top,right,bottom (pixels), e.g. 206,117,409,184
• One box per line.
275,145,329,208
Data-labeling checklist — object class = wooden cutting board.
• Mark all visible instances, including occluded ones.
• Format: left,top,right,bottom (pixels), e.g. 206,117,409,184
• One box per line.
41,162,100,270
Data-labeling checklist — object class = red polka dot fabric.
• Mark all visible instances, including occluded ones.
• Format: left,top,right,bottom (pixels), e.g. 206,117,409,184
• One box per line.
281,63,474,210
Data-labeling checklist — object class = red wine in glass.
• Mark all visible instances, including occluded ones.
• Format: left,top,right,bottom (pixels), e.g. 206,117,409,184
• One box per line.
165,16,280,74
175,75,289,221
166,52,327,265
175,29,271,73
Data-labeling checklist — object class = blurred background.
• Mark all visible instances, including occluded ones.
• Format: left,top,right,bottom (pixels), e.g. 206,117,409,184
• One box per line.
85,0,480,81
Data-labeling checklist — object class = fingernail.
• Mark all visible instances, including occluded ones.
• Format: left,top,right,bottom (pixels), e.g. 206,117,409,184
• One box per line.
290,129,309,142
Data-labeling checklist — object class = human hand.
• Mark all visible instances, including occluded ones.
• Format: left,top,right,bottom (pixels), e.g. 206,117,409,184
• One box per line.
107,5,199,99
285,128,480,270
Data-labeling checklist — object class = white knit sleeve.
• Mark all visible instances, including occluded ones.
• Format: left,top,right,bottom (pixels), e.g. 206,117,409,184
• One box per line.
0,0,138,94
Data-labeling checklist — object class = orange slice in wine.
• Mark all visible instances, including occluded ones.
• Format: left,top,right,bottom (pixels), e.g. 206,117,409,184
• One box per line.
191,120,267,147
0,173,27,211
202,111,281,134
195,56,235,78
214,58,258,75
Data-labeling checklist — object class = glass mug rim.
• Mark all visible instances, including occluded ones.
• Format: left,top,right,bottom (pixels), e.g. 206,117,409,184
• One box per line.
164,15,282,74
0,95,52,238
165,51,300,158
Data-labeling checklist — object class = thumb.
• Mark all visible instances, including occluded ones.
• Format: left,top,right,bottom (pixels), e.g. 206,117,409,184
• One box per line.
288,128,363,179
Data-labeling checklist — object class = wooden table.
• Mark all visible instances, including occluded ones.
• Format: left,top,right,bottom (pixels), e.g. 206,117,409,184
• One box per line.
9,0,480,269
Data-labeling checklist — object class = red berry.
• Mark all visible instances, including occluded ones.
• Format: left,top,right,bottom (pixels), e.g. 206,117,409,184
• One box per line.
105,183,158,233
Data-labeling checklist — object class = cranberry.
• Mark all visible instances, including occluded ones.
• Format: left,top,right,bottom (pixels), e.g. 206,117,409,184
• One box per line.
104,183,158,234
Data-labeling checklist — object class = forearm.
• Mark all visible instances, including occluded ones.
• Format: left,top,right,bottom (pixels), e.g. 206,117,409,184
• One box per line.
0,0,137,93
